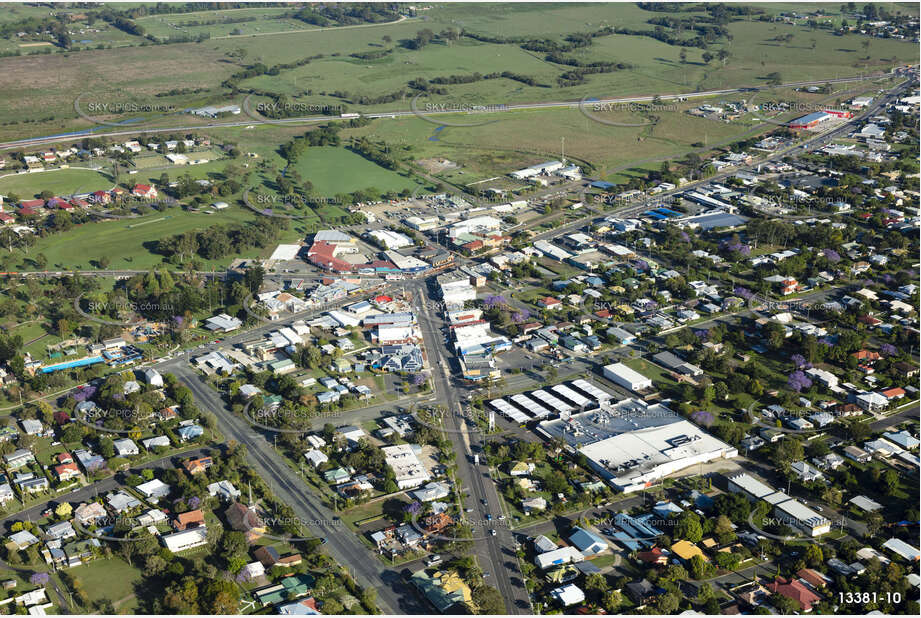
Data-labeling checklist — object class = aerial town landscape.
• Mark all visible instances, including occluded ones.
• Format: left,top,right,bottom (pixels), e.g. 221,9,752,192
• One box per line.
0,0,917,616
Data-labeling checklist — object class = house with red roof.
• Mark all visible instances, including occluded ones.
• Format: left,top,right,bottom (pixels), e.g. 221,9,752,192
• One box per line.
69,198,90,208
90,190,111,204
768,577,821,612
881,387,905,401
17,206,41,218
796,568,827,590
0,213,13,224
19,199,44,209
54,461,81,482
47,197,73,210
637,547,669,565
132,184,158,199
173,509,205,531
538,297,563,310
182,456,213,475
852,349,881,362
859,314,882,326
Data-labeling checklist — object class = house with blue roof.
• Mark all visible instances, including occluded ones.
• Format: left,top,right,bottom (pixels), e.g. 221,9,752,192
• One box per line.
568,526,608,556
177,424,204,442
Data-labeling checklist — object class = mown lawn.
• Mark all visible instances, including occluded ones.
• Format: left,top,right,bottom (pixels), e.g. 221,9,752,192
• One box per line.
22,205,302,271
66,558,145,612
0,168,113,197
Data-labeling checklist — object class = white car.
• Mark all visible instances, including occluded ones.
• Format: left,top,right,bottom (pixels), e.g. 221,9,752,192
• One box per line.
490,529,497,536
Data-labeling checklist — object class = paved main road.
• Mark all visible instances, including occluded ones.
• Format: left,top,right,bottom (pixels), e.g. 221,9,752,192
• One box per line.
412,281,533,613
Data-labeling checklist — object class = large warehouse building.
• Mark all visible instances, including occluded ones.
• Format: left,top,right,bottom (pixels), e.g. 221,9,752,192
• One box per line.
538,400,737,493
603,362,653,392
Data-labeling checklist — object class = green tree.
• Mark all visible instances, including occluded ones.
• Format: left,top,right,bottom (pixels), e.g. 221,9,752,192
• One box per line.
658,591,680,614
675,511,704,543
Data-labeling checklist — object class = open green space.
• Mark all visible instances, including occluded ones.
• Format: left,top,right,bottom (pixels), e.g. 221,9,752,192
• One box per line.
135,7,306,40
23,205,296,271
622,357,677,390
62,558,146,612
284,146,418,197
0,168,113,197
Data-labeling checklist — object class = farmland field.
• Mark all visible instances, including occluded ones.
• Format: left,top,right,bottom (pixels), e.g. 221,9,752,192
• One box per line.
134,7,308,40
0,3,915,142
285,146,419,196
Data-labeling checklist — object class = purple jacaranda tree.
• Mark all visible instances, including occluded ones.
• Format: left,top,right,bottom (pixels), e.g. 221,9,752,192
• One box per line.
880,343,898,357
412,372,427,386
512,309,530,324
733,286,754,301
173,315,184,327
73,385,97,402
188,496,201,510
404,501,422,515
483,295,506,309
790,354,806,369
680,231,691,242
692,410,715,427
823,248,841,264
694,329,709,341
724,241,751,256
30,572,49,585
236,571,253,584
787,370,813,392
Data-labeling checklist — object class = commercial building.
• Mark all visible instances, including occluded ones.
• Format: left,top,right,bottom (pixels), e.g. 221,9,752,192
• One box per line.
788,111,836,129
539,401,737,493
510,160,564,179
368,229,413,250
726,473,830,536
603,362,653,392
381,444,431,489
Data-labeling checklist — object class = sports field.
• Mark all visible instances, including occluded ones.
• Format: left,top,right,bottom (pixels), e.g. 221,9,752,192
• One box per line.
0,168,113,197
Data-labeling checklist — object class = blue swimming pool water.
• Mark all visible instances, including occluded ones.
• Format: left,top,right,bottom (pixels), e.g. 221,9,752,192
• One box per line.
41,356,104,373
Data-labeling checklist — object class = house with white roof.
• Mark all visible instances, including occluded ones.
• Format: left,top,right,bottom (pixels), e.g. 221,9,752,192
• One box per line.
136,479,171,500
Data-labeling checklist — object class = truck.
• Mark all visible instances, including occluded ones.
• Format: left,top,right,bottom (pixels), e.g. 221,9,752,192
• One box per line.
473,454,480,465
340,112,360,119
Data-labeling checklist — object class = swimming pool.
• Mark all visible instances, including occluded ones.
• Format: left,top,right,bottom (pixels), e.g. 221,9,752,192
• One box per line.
41,356,104,373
